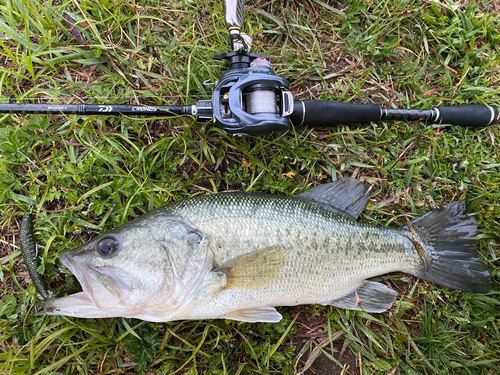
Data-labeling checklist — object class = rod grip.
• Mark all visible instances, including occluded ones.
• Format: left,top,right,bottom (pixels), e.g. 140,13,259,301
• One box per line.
435,105,498,127
289,100,382,127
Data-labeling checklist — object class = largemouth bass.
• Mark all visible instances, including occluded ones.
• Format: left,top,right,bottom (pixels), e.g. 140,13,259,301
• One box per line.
45,178,491,322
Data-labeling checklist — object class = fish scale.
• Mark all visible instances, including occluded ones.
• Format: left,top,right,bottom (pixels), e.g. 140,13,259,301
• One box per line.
44,178,491,322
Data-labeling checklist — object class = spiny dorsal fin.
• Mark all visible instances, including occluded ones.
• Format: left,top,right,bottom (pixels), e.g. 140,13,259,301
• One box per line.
215,246,287,290
219,306,283,323
298,177,371,220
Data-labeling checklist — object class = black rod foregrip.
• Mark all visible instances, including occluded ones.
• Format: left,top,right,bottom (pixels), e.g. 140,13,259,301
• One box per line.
434,105,498,127
289,100,382,127
0,103,194,116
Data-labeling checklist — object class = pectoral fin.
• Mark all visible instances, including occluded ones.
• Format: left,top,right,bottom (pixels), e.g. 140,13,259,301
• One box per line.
215,246,288,289
220,306,283,323
329,281,398,313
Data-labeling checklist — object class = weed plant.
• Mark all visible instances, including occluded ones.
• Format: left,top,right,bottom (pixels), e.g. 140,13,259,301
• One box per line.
0,0,499,374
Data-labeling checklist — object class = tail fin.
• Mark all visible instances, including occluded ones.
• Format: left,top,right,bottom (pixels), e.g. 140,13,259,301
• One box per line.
408,201,491,294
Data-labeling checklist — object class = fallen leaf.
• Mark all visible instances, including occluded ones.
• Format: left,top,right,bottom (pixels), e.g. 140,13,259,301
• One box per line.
242,159,252,168
282,171,296,178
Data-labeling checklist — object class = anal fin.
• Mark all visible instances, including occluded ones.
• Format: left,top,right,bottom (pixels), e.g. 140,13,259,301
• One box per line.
220,306,283,323
329,281,398,313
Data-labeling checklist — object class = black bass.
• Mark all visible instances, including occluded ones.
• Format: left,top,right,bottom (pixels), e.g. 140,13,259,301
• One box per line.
45,178,491,322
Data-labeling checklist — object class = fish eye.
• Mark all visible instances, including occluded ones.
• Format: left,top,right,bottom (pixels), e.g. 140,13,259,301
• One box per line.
96,238,118,256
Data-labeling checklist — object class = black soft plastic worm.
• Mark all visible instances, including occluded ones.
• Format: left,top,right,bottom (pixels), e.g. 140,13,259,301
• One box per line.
20,212,50,300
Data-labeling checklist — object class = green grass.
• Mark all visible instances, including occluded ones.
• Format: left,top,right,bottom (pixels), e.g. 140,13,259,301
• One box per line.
0,0,499,374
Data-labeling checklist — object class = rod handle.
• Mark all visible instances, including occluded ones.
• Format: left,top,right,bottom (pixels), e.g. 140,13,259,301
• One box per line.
289,100,499,128
434,105,498,127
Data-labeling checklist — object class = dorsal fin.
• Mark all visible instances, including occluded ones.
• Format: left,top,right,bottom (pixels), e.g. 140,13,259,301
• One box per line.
298,177,371,220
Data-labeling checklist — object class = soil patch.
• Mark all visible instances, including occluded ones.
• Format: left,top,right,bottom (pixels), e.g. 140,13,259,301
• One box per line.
290,306,360,375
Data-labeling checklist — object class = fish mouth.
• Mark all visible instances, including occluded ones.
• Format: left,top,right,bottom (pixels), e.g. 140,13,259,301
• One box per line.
59,252,95,302
44,252,129,318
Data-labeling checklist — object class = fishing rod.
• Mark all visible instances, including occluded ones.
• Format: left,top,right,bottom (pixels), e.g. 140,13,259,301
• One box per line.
1,0,498,136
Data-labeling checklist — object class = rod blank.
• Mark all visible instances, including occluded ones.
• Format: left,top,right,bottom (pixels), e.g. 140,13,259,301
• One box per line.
0,103,194,117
